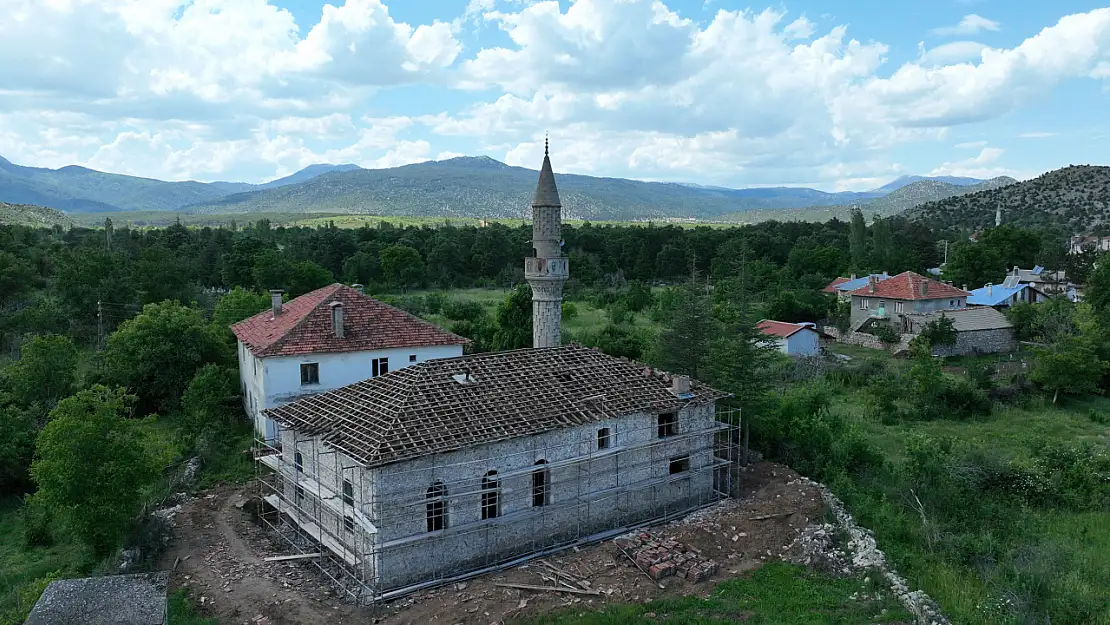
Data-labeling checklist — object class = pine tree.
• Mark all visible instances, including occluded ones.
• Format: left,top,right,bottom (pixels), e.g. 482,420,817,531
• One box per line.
653,281,715,381
849,207,869,270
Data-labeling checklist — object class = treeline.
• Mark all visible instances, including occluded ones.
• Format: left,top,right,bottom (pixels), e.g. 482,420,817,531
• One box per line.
0,214,945,345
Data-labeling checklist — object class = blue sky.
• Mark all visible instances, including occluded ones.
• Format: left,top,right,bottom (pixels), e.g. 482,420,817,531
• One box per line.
0,0,1108,191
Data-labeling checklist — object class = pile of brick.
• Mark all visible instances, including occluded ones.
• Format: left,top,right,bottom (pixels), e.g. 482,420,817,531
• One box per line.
615,533,718,582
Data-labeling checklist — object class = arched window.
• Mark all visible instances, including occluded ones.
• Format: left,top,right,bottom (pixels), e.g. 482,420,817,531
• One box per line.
426,482,447,532
532,460,548,507
342,479,354,507
294,451,303,473
481,471,500,520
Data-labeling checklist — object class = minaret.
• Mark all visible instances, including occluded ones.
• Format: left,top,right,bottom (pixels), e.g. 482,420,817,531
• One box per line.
525,136,568,348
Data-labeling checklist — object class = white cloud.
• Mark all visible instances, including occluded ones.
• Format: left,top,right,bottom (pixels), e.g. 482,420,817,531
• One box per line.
917,41,989,66
930,14,1001,37
1017,131,1058,138
929,147,1014,179
1,1,1109,190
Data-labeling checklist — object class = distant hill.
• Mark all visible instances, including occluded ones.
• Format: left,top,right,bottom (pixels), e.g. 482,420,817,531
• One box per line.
0,202,73,227
257,164,362,189
904,165,1110,231
187,155,868,220
871,175,986,194
0,156,359,213
721,176,1015,223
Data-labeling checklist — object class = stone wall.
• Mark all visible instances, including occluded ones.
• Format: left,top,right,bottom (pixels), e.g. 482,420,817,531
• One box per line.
368,402,726,592
932,328,1016,357
823,327,913,352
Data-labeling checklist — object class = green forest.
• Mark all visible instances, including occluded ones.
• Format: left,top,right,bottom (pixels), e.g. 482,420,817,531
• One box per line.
2,210,1109,624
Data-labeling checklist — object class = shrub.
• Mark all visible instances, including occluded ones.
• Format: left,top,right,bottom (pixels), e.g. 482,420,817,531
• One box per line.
442,299,485,323
873,324,900,345
423,292,447,315
561,301,578,321
964,359,996,390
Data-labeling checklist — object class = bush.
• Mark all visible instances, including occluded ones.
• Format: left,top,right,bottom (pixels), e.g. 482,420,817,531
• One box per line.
442,299,485,322
423,292,447,315
181,365,241,438
873,324,900,345
964,359,996,390
561,301,578,321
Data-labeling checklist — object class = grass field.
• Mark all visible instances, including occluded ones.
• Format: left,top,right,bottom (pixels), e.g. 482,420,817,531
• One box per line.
529,562,912,625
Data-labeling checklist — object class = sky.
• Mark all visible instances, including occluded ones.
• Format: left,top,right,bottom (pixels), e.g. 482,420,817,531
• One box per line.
1,0,1109,191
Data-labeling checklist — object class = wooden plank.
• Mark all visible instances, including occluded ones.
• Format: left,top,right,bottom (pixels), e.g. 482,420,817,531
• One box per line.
493,582,599,596
263,552,323,562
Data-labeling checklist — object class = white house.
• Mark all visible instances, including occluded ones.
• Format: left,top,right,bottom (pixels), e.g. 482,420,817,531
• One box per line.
756,320,821,357
231,283,468,442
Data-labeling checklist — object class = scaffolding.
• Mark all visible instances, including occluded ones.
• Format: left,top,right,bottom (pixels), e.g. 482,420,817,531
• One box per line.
256,406,740,603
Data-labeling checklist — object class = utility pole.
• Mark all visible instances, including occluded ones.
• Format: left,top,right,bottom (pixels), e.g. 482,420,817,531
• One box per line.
97,300,104,351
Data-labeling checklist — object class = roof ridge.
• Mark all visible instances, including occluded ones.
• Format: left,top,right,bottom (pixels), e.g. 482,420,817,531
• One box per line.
258,283,344,356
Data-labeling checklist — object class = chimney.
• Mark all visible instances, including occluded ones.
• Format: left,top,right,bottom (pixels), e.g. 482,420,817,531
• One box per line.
672,375,691,396
329,301,344,338
987,283,993,297
868,275,877,293
962,284,968,292
850,273,857,281
919,279,929,297
351,283,365,294
270,289,284,317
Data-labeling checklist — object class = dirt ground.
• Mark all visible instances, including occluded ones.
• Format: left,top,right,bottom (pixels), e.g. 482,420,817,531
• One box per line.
159,462,826,625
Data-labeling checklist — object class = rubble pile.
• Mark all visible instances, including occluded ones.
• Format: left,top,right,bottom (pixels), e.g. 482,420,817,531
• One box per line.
615,533,719,582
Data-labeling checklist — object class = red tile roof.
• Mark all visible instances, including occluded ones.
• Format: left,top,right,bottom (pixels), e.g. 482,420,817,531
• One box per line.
757,320,812,339
847,271,970,301
822,277,850,293
231,284,468,357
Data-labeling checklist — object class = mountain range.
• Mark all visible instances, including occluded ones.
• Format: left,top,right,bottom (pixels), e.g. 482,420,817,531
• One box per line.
0,153,999,222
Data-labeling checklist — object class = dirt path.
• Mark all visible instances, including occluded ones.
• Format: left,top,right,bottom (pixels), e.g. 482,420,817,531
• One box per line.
160,463,824,625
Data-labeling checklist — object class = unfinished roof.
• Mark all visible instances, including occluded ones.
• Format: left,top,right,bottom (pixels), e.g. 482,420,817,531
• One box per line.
266,344,729,468
25,573,168,625
756,320,814,339
848,271,970,301
231,283,467,358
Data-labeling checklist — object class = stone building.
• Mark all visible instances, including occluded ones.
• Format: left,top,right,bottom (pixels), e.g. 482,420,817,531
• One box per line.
253,148,737,600
849,271,971,331
902,307,1016,356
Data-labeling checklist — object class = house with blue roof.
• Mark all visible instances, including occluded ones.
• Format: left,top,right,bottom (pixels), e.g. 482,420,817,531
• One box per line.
967,275,1049,308
823,273,891,302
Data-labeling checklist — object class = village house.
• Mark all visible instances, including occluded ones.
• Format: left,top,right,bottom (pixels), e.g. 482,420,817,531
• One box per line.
1069,234,1110,254
249,145,737,600
1005,265,1070,298
231,284,468,442
967,275,1050,308
822,273,891,302
848,271,970,332
901,307,1016,356
756,320,822,356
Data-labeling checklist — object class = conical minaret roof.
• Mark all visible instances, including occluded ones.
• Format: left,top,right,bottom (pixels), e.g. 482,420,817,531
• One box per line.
532,137,561,207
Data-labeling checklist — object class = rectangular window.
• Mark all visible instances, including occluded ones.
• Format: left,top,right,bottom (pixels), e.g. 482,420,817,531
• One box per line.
300,363,319,385
597,427,611,450
344,515,354,533
409,354,417,363
669,455,691,475
295,485,304,508
372,357,389,377
253,357,258,375
657,413,677,438
895,301,904,313
859,298,869,310
342,480,354,507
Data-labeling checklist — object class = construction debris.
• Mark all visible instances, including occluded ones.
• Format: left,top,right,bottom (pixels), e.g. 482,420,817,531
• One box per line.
615,533,718,583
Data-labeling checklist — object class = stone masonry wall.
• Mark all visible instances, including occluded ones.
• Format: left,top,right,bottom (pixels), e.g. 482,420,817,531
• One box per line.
368,403,723,592
931,328,1016,357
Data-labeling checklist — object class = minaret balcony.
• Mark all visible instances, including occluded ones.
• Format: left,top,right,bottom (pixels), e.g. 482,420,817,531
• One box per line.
525,257,569,280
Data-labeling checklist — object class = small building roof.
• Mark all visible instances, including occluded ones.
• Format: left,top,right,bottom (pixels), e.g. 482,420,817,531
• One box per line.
25,572,168,625
265,344,729,468
967,283,1043,307
1010,266,1066,283
823,274,891,293
756,320,815,339
231,283,467,358
848,271,970,301
909,307,1014,332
